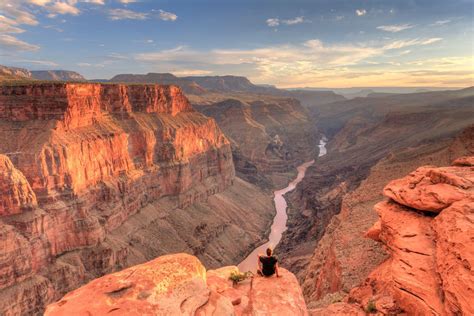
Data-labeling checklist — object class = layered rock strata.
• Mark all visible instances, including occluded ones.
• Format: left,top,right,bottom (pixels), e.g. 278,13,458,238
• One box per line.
349,158,473,315
195,97,317,188
0,83,274,315
45,253,308,316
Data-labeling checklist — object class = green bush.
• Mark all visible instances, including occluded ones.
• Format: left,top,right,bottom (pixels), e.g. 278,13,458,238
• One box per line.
366,299,377,314
229,271,252,285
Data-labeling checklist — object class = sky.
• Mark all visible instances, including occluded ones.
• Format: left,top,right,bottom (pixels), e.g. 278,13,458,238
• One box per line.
0,0,473,88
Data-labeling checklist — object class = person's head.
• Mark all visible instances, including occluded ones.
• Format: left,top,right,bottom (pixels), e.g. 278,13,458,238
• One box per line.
266,248,272,256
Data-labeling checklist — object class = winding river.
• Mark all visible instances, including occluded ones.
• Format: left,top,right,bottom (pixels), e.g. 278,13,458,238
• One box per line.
238,137,328,272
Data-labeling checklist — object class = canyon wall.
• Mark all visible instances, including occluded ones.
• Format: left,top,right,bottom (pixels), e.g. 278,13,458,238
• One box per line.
195,96,318,188
0,83,275,315
276,89,474,308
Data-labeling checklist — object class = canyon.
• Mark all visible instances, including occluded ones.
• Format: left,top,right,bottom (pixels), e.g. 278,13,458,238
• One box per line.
0,82,276,315
0,67,473,315
276,89,474,310
43,155,473,315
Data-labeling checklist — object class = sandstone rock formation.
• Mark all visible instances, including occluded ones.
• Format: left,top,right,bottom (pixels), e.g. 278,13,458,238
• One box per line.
45,253,308,316
0,82,275,315
350,159,473,315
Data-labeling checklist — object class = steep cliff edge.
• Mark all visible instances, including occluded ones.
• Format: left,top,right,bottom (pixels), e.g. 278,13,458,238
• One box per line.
276,91,474,301
347,157,473,315
0,83,274,315
44,253,308,316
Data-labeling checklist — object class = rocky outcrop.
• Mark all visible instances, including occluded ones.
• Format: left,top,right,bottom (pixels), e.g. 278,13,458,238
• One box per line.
0,155,37,216
0,82,276,315
45,253,308,315
349,159,473,315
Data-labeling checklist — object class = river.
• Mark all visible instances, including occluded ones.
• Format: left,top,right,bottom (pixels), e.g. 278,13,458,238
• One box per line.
237,137,328,272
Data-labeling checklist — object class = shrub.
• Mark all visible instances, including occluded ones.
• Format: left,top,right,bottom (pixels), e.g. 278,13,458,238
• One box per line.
366,299,377,314
229,271,252,285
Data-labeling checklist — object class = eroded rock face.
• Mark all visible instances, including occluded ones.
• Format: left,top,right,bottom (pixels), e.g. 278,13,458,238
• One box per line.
351,160,474,315
0,83,237,315
0,155,37,216
196,97,317,188
45,253,309,316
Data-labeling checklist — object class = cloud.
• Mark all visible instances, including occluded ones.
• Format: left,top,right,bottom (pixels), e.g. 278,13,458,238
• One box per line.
108,9,148,20
266,16,306,27
0,34,40,51
0,2,38,25
135,40,382,81
172,69,213,76
383,38,442,50
158,9,177,21
377,24,415,32
49,2,80,15
355,9,366,16
420,38,442,45
82,0,105,4
283,16,305,25
118,0,139,3
27,0,52,6
431,20,451,26
15,58,58,66
266,18,279,27
107,52,128,59
0,16,26,33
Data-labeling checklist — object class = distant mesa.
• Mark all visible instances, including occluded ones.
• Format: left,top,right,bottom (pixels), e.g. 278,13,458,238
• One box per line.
0,65,32,81
108,72,207,95
31,70,86,82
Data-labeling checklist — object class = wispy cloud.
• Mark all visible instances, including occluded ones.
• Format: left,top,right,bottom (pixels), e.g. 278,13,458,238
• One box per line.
0,34,40,51
383,38,442,50
158,9,177,21
49,2,81,15
377,24,415,33
431,20,451,26
108,9,148,20
355,9,366,16
266,18,279,27
283,16,305,25
15,58,58,66
266,16,307,27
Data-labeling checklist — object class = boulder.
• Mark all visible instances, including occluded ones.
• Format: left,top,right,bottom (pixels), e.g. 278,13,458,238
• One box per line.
45,253,209,315
383,165,472,212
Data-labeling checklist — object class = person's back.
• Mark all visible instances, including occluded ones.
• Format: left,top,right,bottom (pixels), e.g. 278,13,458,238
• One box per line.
257,248,280,277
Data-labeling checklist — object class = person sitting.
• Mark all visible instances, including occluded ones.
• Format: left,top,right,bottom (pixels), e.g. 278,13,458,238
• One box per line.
257,248,280,277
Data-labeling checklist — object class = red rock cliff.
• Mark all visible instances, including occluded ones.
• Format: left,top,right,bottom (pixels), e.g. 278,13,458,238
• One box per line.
0,83,235,315
349,158,473,315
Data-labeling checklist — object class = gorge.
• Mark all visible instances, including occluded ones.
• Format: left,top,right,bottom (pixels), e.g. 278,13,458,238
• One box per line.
238,138,327,273
0,69,473,315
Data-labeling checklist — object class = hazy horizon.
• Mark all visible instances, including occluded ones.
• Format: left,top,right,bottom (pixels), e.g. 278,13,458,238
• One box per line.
1,0,473,88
